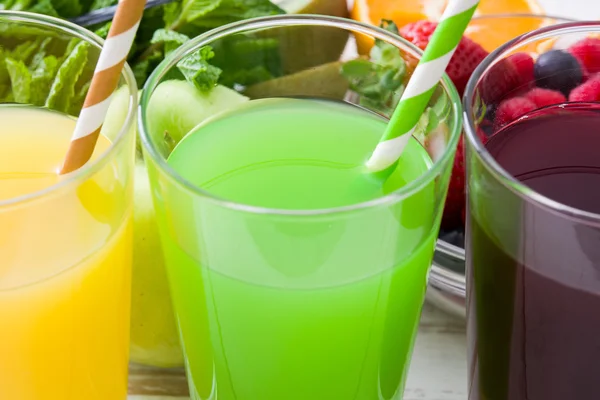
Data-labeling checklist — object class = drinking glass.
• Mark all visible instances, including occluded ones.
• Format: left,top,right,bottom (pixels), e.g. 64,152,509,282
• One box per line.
139,14,462,400
464,21,600,400
0,11,137,400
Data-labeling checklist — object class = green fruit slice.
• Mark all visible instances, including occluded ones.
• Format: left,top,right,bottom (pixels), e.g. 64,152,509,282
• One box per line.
100,85,132,142
146,81,249,156
130,161,184,368
244,61,349,100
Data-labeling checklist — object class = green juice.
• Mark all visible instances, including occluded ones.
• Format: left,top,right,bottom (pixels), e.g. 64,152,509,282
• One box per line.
160,98,438,399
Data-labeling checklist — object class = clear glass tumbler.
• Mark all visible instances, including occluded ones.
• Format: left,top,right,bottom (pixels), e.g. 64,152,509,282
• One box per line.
139,14,462,400
464,21,600,400
0,10,137,400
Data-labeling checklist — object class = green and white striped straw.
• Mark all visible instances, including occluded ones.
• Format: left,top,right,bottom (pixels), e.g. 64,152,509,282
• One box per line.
365,0,480,172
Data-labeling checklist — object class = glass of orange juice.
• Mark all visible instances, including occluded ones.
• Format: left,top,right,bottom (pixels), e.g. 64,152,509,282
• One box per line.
0,11,137,400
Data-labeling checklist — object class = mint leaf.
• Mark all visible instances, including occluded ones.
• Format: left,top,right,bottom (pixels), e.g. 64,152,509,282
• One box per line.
94,22,111,38
5,58,32,103
177,46,222,92
46,41,89,113
163,2,181,27
189,0,284,29
44,0,82,17
132,49,162,87
210,36,281,87
89,0,113,11
151,29,190,56
183,0,222,24
29,0,59,16
340,20,407,116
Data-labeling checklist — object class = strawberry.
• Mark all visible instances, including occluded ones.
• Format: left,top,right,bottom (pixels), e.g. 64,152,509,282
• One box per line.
443,128,487,230
568,37,600,75
479,52,535,104
399,21,488,95
569,74,600,101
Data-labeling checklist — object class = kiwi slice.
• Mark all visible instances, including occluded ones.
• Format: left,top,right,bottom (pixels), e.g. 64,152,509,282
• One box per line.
244,61,349,100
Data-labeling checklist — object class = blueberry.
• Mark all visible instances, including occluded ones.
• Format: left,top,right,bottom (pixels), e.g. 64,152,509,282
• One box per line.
534,50,583,95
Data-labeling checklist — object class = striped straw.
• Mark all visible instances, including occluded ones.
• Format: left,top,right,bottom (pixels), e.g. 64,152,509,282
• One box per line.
365,0,480,172
60,0,147,174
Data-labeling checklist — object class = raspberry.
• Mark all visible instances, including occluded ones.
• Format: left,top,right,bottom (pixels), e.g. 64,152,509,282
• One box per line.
400,20,488,95
442,128,487,230
569,74,600,101
480,52,535,104
494,97,537,129
569,37,600,74
524,88,566,108
510,52,535,82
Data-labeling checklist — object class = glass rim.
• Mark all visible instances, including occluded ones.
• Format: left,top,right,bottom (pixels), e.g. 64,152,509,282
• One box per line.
463,20,600,225
0,10,138,209
139,14,463,217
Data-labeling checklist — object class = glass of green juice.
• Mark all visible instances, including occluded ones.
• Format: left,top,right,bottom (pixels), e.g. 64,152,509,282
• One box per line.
138,14,462,400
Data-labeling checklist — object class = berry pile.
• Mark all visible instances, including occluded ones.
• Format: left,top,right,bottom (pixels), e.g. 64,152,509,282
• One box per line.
400,22,600,247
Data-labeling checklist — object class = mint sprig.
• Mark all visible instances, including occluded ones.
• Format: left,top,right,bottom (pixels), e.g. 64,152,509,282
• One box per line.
176,45,222,92
341,20,451,143
341,20,406,116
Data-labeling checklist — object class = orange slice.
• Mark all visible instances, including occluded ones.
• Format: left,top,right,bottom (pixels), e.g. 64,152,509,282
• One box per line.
351,0,545,54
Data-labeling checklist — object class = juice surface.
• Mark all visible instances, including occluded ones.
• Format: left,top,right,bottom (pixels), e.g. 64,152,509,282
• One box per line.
467,104,600,400
0,106,132,400
160,98,438,399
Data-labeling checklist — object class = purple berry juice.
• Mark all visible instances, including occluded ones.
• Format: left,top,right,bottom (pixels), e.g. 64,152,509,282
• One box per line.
467,103,600,400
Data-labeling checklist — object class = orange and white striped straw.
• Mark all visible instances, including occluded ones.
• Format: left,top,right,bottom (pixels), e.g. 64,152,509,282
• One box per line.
60,0,146,174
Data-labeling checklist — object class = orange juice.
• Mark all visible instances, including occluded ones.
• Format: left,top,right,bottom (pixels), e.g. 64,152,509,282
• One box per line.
0,106,133,400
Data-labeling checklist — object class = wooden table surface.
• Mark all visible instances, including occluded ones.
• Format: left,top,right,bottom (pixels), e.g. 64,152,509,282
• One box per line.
127,303,467,400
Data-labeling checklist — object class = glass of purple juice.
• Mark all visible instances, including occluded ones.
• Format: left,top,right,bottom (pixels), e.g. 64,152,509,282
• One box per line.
463,21,600,400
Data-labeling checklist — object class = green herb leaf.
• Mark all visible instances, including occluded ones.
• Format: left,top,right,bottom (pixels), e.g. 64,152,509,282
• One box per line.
94,22,111,38
28,0,59,16
49,0,82,17
31,55,60,106
151,29,190,56
413,107,430,144
5,57,32,103
183,0,222,24
88,0,113,11
188,0,284,29
177,46,222,92
70,79,91,115
340,19,407,116
0,48,9,87
46,41,89,113
132,50,162,87
10,38,42,63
